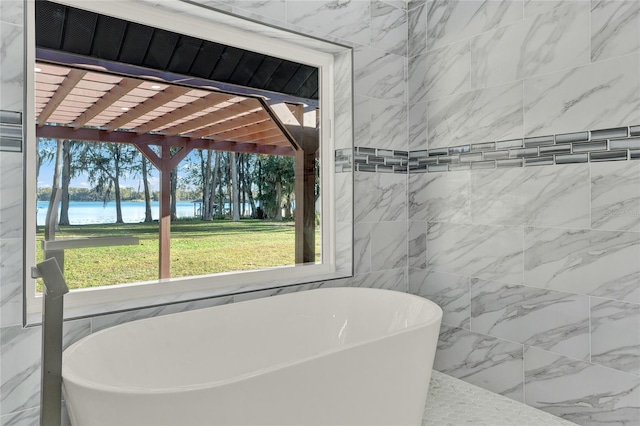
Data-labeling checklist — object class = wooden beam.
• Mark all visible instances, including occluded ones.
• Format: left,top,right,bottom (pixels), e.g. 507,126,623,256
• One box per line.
134,92,235,135
104,86,191,132
133,142,161,169
162,98,262,136
37,69,86,127
188,110,270,139
71,78,142,129
214,122,279,140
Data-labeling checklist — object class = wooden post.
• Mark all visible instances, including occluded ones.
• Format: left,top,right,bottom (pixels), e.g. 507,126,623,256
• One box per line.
159,145,171,279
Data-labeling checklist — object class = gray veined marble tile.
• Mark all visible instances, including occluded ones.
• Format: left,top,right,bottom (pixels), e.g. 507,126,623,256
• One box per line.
591,160,640,232
334,95,353,151
335,221,352,275
371,221,407,271
219,0,286,22
354,45,405,104
233,282,330,303
408,171,470,223
335,171,352,225
0,238,22,328
91,296,233,332
354,172,406,223
353,95,371,147
408,221,427,270
524,347,640,426
408,3,426,58
409,270,470,328
0,20,23,112
0,152,23,239
425,40,470,101
434,324,524,402
332,268,406,293
286,0,370,46
408,101,427,151
333,50,353,112
0,407,39,426
524,227,640,304
470,2,589,90
370,0,407,56
0,1,24,26
370,99,407,151
470,167,525,226
590,297,640,376
408,52,428,105
427,81,523,149
591,0,640,63
524,53,640,138
426,0,524,51
354,222,371,275
521,163,590,228
427,222,523,285
470,279,589,360
523,0,580,18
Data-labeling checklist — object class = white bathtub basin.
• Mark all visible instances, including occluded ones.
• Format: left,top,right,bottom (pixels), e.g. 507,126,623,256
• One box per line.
62,287,443,425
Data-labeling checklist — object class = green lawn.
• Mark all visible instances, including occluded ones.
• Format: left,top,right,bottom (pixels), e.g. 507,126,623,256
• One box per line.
36,219,319,291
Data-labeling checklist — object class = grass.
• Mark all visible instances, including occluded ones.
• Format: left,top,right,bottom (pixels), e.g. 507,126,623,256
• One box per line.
36,218,320,291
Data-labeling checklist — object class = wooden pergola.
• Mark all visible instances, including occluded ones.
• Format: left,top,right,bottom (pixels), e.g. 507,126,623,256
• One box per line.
35,61,319,279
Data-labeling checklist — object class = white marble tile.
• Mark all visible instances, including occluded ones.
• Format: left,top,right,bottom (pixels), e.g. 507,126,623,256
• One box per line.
0,19,23,112
425,39,470,100
591,161,640,232
335,171,353,224
0,407,38,426
408,3,426,58
380,0,405,10
524,227,640,303
0,152,23,239
371,221,407,271
354,172,406,223
353,95,371,147
408,101,427,151
590,297,640,376
332,268,407,292
408,52,428,105
370,99,407,151
521,163,590,228
0,321,89,415
470,2,589,90
409,171,470,223
409,270,470,328
354,222,371,275
427,81,523,149
334,95,353,150
91,296,233,332
371,0,407,56
286,0,371,46
471,279,590,360
0,238,22,328
0,1,23,26
470,167,525,226
335,221,353,275
408,221,426,270
523,0,578,18
427,223,523,285
524,347,640,425
354,45,406,103
591,0,640,62
427,0,524,51
221,0,286,22
434,324,524,402
233,282,328,302
524,53,640,137
333,50,353,116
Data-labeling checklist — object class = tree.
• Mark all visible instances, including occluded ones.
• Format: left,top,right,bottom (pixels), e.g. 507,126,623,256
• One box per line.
141,156,153,222
44,139,63,239
257,155,295,221
59,140,81,226
230,152,240,222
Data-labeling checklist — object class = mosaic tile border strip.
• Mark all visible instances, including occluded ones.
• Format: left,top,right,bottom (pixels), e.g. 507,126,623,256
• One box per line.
335,124,640,173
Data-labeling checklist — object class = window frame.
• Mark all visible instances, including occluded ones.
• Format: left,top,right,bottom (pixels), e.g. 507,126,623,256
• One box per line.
24,0,346,323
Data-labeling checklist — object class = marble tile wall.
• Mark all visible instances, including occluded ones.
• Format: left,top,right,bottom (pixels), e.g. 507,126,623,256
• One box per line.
0,0,409,423
408,1,640,424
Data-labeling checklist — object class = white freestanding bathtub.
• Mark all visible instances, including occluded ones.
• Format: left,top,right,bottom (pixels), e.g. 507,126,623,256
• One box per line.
62,287,443,425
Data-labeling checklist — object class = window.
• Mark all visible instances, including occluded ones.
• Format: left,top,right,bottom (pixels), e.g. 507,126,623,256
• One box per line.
24,0,353,323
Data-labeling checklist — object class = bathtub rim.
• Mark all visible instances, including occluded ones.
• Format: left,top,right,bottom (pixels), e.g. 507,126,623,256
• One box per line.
62,288,443,395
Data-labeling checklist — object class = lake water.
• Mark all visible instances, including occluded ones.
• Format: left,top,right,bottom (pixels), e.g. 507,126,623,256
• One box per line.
36,201,200,225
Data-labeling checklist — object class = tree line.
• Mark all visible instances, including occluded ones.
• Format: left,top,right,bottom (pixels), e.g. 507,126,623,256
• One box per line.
38,139,305,225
